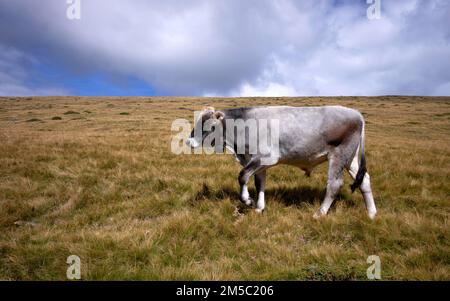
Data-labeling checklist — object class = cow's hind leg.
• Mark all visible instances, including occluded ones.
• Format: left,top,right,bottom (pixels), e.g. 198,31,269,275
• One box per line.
347,155,377,219
254,170,266,213
314,154,345,219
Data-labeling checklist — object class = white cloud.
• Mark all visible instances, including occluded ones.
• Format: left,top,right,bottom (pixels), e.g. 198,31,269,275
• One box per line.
237,82,298,97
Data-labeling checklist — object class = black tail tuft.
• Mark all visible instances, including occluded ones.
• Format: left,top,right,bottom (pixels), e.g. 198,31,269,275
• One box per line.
350,153,366,193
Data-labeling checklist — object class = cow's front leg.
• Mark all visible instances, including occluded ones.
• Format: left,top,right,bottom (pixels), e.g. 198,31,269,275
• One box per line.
254,170,266,213
240,184,253,206
238,159,264,207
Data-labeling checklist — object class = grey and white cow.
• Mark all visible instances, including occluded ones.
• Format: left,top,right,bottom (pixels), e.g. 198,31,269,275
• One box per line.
186,106,377,219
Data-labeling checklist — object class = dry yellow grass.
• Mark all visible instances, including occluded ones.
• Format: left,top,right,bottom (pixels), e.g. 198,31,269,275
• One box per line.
0,96,449,280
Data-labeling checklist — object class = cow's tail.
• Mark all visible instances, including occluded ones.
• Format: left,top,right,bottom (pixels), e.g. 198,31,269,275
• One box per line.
350,120,367,193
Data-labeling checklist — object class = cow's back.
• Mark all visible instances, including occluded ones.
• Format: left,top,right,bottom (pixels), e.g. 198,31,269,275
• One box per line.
223,105,364,165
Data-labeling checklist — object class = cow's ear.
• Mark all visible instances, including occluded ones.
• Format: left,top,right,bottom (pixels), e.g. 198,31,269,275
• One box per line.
214,111,224,120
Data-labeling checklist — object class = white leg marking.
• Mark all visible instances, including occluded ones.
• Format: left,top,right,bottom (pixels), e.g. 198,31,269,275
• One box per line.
255,191,265,213
315,177,343,218
347,154,377,219
241,185,252,206
361,174,377,219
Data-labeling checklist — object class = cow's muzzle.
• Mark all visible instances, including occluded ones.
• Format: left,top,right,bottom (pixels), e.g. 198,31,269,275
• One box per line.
186,138,200,148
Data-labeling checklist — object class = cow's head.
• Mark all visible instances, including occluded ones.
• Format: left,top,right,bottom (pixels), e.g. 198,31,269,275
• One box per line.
186,106,225,148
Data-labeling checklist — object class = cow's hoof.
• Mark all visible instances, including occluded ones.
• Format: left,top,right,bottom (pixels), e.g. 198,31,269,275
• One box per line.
255,208,264,214
240,197,253,207
368,211,377,220
313,210,326,219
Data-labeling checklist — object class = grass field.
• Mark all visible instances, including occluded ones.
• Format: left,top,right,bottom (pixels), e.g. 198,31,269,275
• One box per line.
0,96,449,280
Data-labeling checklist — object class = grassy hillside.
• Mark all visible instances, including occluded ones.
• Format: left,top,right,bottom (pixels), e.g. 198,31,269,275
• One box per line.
0,96,449,280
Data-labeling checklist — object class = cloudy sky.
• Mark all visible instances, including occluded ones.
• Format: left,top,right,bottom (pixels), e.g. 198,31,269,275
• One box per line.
0,0,449,96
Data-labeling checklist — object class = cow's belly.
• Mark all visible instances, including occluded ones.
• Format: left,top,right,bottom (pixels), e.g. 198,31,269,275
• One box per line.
275,134,330,169
279,149,328,169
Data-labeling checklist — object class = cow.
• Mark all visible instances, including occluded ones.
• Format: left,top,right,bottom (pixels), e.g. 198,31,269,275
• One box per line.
186,105,377,219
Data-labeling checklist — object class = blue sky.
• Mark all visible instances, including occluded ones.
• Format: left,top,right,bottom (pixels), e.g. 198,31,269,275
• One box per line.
0,0,449,96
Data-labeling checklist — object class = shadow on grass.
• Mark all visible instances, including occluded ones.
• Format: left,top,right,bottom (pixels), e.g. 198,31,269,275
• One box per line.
190,183,355,211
